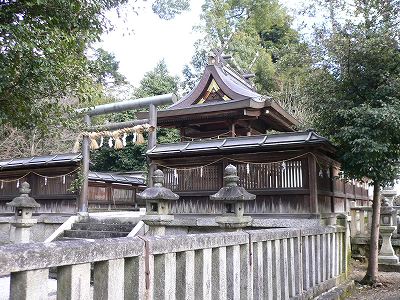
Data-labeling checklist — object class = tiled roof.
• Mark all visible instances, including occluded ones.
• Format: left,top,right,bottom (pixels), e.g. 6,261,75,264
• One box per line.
88,172,145,185
0,154,145,186
0,153,82,170
147,131,333,158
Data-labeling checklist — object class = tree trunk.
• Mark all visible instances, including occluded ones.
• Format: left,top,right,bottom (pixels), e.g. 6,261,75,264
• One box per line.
30,129,36,156
360,180,381,285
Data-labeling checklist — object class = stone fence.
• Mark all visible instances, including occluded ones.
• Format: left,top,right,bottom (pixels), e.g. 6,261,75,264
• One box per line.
350,206,400,239
350,206,400,258
0,226,346,300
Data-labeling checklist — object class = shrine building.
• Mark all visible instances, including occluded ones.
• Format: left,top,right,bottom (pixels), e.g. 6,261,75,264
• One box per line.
144,54,369,221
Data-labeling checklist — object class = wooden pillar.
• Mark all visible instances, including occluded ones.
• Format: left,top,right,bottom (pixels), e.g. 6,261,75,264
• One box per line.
247,124,252,136
148,104,157,187
106,184,112,211
230,122,236,137
330,166,335,213
246,121,251,136
180,127,185,142
78,114,91,213
308,153,318,213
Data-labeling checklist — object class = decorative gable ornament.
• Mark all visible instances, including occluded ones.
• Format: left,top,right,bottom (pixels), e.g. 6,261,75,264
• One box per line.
196,79,231,105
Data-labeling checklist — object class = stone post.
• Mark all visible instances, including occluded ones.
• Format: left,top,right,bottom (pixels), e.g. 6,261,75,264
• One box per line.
378,196,399,265
210,164,256,231
137,169,179,236
6,182,40,243
336,213,351,277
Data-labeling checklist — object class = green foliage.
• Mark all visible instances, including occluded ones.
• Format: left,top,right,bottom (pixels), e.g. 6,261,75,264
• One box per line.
183,0,311,122
305,0,400,186
0,0,189,134
90,60,180,172
152,0,190,20
91,142,148,172
68,165,84,193
0,0,131,132
88,48,127,86
134,60,179,98
304,1,400,283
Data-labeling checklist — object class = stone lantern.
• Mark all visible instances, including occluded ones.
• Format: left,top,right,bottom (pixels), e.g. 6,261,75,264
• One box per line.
378,197,399,265
210,164,256,230
381,185,397,207
6,182,40,243
137,169,179,236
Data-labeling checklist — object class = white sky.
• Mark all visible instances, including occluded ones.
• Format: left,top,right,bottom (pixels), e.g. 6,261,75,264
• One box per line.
99,1,204,86
99,1,301,87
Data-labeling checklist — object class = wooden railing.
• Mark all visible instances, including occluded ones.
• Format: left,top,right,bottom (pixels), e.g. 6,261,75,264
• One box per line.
163,159,307,192
0,227,346,299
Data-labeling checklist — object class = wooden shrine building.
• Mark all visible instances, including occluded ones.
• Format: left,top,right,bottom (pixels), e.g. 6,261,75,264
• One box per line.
156,56,299,139
0,153,145,214
146,54,369,219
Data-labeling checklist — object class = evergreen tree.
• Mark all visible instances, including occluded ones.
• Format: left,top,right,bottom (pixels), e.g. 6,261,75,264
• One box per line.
304,0,400,284
183,0,311,122
91,60,180,172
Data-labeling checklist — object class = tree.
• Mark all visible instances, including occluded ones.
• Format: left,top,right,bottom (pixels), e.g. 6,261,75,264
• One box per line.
0,0,127,133
0,47,127,159
90,60,180,172
304,0,400,284
183,0,311,123
0,0,189,133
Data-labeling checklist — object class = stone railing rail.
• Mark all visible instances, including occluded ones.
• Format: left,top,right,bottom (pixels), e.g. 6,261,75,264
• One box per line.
350,206,400,238
0,227,346,300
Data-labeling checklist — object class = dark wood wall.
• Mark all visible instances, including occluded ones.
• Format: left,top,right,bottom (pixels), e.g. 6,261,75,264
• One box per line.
0,166,142,214
88,182,141,211
154,150,369,215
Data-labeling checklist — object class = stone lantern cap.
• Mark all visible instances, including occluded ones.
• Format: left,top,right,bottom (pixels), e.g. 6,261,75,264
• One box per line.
382,188,397,198
137,169,179,201
210,164,256,201
6,182,40,208
381,197,395,214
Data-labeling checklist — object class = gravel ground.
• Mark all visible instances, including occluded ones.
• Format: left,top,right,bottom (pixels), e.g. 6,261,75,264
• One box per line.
346,260,400,300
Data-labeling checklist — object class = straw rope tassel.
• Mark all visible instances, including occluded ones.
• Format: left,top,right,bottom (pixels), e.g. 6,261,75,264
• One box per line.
89,133,99,150
114,132,123,150
136,128,145,145
72,135,81,153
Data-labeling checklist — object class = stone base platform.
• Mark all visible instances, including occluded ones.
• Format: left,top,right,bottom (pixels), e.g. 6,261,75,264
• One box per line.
378,263,400,273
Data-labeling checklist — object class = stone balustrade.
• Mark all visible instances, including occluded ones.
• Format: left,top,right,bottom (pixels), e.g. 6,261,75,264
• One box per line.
350,207,373,238
0,227,346,300
350,206,400,238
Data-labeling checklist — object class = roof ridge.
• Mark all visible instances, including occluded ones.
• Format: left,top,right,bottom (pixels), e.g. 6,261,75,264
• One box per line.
221,64,255,90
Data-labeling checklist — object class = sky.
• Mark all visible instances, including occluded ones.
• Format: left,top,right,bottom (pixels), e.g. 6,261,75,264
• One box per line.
99,1,204,86
99,1,301,87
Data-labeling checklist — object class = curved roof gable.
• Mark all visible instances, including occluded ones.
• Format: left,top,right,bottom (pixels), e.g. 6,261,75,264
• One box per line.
169,64,264,110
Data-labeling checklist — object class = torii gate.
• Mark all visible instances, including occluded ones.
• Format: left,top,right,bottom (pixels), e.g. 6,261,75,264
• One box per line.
76,93,176,213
